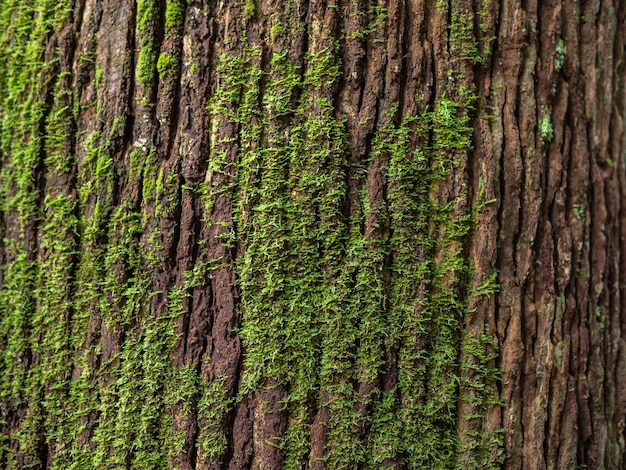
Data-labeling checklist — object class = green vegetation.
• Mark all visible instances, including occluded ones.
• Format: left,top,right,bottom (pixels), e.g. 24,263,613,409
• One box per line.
137,0,158,86
555,38,565,72
164,0,184,31
540,109,554,143
449,6,482,64
0,0,75,465
0,1,501,468
197,377,231,461
159,0,185,99
243,0,257,22
157,53,176,80
226,13,499,466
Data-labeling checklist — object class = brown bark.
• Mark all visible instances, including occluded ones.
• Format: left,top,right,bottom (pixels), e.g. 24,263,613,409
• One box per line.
0,0,625,468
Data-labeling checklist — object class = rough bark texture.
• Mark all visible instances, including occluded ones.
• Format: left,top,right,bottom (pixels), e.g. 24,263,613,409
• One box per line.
0,0,625,468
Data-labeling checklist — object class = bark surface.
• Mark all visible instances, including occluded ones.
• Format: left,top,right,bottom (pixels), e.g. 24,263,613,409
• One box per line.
0,0,625,468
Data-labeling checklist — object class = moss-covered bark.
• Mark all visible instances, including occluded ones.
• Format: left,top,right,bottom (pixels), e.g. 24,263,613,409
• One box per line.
1,0,625,468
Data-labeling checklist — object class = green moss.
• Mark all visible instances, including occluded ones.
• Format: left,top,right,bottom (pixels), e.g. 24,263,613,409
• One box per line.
539,109,554,143
157,52,176,80
447,2,483,64
137,0,158,86
32,192,79,455
479,0,489,33
44,87,74,173
89,282,197,468
555,38,565,72
197,377,231,462
162,366,199,457
243,0,257,22
165,0,184,30
358,85,499,469
0,0,192,459
304,49,341,90
220,28,502,466
0,0,75,464
0,1,504,465
223,44,355,467
94,66,104,88
458,328,504,468
270,21,287,42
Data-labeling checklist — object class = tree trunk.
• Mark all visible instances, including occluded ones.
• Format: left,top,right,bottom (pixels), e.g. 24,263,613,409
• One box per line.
0,0,625,468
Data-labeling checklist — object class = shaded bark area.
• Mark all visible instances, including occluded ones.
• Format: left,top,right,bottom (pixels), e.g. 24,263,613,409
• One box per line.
0,0,625,469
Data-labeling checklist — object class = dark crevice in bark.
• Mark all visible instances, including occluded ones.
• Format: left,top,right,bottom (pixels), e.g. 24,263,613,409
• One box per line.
166,160,183,268
188,284,214,469
508,138,523,285
355,44,366,116
396,0,411,125
125,0,139,151
37,425,49,469
33,65,57,257
221,399,238,469
199,11,217,193
488,1,502,319
124,2,138,163
299,0,311,83
443,0,453,59
72,0,87,39
493,62,509,425
181,205,203,366
151,0,167,103
160,2,187,165
224,340,247,469
426,39,438,120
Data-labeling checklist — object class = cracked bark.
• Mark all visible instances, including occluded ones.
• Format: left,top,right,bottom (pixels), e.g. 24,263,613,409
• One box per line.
1,0,625,468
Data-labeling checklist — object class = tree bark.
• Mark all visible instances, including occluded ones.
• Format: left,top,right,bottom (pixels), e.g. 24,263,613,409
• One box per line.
0,0,625,468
